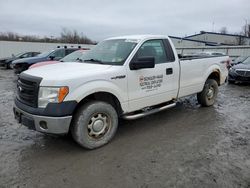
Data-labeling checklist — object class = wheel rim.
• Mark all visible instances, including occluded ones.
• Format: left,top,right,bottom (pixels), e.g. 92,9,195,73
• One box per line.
87,113,110,139
207,86,214,100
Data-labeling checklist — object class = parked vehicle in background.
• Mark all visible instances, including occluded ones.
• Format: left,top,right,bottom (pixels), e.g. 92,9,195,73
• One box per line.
13,35,229,149
230,56,248,67
228,56,250,83
0,52,40,69
29,49,89,69
12,48,80,74
196,51,226,56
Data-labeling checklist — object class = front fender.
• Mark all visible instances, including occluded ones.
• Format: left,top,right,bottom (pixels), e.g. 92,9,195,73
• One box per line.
65,80,129,112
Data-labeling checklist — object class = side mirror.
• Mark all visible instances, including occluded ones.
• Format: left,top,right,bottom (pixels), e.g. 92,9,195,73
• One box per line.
49,55,55,60
130,57,155,70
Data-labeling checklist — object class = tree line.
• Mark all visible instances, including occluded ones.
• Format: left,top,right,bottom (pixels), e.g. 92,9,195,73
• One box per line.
220,23,250,37
219,23,250,45
0,28,96,44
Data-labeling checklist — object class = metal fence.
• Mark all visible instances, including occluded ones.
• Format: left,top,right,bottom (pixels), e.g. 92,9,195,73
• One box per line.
1,40,250,59
0,41,95,58
176,45,250,58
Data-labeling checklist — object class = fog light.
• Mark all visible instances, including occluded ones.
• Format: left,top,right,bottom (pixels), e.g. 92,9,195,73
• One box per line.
39,121,48,130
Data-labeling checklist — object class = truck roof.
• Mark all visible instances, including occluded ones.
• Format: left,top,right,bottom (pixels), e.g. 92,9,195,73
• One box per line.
107,35,169,41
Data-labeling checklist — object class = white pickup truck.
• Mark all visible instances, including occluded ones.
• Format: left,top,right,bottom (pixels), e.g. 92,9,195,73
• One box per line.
13,35,229,149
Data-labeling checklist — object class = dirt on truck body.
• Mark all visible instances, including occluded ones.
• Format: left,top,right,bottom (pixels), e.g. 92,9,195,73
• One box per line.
0,68,250,188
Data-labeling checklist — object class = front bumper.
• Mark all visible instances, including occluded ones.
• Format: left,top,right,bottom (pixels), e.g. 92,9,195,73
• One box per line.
13,104,72,134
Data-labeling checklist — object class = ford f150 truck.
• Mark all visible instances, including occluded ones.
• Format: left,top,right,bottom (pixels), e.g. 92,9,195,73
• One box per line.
13,35,229,149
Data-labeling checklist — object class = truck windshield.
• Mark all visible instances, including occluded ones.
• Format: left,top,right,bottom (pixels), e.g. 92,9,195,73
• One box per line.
242,57,250,65
37,50,55,57
60,50,84,62
78,39,137,65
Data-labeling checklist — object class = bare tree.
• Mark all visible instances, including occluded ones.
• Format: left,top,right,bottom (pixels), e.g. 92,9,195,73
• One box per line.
60,28,95,44
220,27,228,34
242,23,250,37
235,33,247,45
0,29,96,44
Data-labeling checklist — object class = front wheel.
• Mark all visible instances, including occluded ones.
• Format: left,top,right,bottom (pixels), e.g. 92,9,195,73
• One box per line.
71,101,118,149
197,79,218,107
4,62,11,69
14,63,29,74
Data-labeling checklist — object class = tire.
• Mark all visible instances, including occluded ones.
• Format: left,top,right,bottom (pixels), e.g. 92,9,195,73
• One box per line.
197,79,218,107
71,101,118,149
14,64,28,74
4,62,10,69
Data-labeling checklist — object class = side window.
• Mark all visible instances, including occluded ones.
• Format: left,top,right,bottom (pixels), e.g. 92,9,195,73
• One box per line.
21,53,30,58
33,52,40,56
66,49,75,55
51,49,65,58
27,52,33,57
136,40,168,64
163,39,175,62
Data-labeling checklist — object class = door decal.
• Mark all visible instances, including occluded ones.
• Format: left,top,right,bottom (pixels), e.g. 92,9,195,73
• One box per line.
139,74,163,92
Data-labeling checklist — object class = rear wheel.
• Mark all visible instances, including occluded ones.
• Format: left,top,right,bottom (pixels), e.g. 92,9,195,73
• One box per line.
71,101,118,149
197,79,218,107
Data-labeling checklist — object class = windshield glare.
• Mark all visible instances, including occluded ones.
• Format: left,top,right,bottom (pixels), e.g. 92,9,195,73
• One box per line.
37,50,54,57
242,57,250,65
61,50,84,62
234,56,247,63
79,39,137,65
13,52,23,57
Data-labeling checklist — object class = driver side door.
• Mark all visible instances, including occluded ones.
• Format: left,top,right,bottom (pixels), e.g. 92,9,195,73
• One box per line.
127,39,179,112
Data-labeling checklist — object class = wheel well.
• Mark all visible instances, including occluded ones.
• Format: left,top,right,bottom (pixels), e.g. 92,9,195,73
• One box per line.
207,71,220,86
14,63,30,73
14,62,29,69
74,92,123,116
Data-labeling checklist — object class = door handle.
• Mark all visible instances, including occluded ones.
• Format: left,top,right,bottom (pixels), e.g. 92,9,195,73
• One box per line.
166,68,173,75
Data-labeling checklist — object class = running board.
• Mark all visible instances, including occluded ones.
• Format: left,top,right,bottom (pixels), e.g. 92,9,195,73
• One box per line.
123,103,176,120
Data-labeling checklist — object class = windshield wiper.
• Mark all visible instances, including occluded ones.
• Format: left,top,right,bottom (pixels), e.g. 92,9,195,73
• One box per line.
84,58,104,64
76,58,83,62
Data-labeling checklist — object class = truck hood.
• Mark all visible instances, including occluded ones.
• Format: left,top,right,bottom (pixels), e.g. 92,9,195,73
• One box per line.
23,62,113,82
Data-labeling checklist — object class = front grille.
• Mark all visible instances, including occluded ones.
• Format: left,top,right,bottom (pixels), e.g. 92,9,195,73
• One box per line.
236,70,250,77
17,74,42,107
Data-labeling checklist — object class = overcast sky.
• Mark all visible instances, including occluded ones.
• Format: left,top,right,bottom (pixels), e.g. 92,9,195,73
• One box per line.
0,0,249,41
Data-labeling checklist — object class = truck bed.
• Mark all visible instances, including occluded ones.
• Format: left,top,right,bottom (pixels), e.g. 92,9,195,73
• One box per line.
178,54,228,60
178,55,229,98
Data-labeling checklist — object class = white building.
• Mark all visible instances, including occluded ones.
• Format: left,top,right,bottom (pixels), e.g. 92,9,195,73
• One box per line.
169,36,216,48
185,31,250,46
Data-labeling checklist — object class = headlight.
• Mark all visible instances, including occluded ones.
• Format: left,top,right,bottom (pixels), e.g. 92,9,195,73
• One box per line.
38,86,69,108
229,68,235,73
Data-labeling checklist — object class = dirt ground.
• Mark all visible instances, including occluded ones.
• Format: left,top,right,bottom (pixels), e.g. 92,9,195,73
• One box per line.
0,68,250,188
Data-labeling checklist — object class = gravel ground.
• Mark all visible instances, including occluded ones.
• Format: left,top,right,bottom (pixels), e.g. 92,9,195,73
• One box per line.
0,68,250,188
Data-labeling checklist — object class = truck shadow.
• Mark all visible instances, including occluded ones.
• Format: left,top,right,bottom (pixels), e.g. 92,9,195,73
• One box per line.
20,95,219,154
